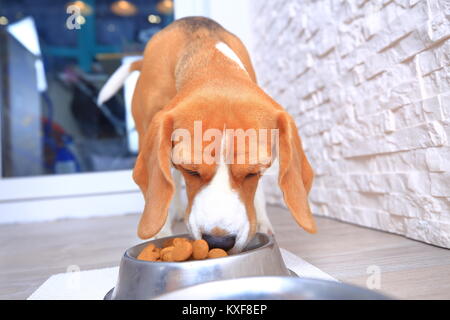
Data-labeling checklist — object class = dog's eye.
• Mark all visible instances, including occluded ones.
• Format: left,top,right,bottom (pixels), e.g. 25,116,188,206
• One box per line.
185,169,200,177
245,172,258,179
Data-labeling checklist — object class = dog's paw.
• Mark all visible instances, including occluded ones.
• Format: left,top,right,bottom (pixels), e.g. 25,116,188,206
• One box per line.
257,220,275,236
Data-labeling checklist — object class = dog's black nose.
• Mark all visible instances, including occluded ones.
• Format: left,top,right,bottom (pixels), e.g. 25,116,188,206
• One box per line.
202,233,236,251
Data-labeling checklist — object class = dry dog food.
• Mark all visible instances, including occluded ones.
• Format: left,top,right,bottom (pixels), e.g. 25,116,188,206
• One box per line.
136,244,160,262
207,248,228,259
192,239,209,260
137,237,228,262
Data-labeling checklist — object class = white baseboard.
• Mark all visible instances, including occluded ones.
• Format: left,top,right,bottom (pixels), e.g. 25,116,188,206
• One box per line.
0,192,143,224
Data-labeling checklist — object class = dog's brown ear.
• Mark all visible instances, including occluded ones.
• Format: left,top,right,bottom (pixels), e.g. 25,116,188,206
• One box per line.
277,111,316,233
133,112,175,239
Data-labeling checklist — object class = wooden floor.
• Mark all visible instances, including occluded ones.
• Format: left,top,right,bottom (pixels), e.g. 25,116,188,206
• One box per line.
1,205,450,300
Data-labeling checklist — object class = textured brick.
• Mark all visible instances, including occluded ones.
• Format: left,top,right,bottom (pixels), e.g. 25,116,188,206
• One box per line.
252,0,450,248
430,172,450,196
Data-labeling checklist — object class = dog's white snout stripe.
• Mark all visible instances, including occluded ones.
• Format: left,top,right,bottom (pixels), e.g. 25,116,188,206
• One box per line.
188,134,250,252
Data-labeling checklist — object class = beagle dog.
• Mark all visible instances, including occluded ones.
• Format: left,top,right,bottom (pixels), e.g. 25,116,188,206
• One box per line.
98,17,316,253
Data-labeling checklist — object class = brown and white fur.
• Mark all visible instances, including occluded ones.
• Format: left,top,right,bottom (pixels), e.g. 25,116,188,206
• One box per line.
98,17,316,253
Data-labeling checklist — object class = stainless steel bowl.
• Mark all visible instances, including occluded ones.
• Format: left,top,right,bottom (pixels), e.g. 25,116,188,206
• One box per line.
105,233,290,300
155,277,391,300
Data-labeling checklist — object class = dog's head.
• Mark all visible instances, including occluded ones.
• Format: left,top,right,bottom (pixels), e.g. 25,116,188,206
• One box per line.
133,83,316,252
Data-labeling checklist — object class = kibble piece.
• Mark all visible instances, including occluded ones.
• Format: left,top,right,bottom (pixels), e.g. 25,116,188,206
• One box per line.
162,238,175,248
173,237,190,247
163,237,192,248
208,248,228,259
192,239,209,260
137,244,160,262
162,251,173,262
161,246,175,262
161,245,174,256
172,240,193,262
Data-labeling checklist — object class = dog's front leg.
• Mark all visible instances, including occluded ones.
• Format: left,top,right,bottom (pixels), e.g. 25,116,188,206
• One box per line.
254,178,274,236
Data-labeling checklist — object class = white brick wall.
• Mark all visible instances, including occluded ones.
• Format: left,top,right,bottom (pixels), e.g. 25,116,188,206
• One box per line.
251,0,450,248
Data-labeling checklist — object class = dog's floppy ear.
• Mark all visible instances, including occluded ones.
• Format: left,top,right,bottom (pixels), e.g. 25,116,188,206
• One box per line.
133,112,175,239
277,111,316,233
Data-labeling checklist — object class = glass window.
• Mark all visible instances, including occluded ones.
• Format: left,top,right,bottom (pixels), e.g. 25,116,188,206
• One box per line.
0,0,174,177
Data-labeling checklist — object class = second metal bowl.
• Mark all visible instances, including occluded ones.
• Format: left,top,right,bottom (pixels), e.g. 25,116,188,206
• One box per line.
155,277,391,300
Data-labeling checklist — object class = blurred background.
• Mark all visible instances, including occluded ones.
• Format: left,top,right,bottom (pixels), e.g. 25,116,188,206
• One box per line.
0,0,178,224
0,0,449,250
1,0,174,178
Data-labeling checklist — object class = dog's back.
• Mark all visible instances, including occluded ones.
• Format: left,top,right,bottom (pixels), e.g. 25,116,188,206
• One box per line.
153,16,256,85
172,16,224,35
133,17,256,132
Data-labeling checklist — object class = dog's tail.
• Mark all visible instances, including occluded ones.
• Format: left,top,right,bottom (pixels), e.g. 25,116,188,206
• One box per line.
96,59,143,106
